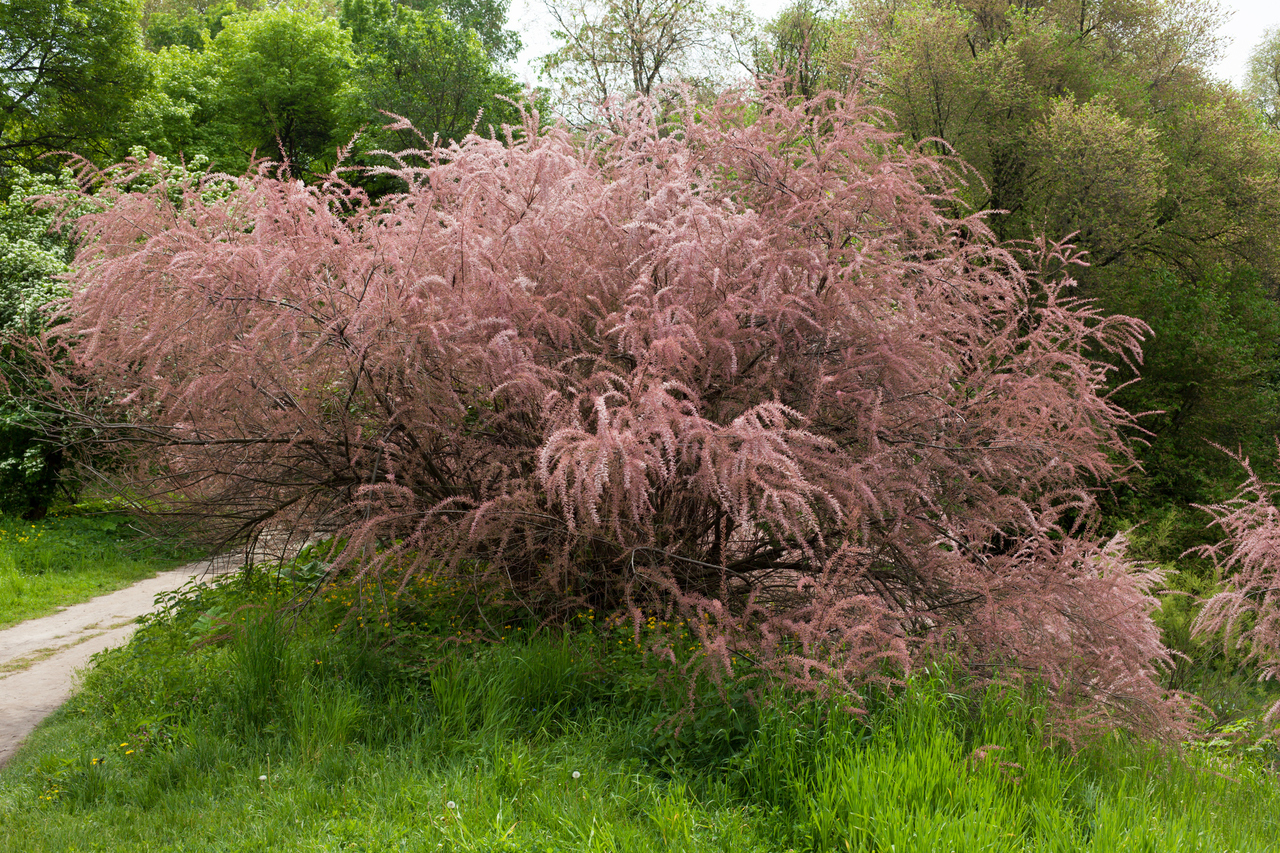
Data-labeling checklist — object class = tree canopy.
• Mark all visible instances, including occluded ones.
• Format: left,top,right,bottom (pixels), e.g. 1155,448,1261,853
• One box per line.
342,0,524,152
1246,26,1280,130
0,0,148,169
539,0,747,118
209,5,359,171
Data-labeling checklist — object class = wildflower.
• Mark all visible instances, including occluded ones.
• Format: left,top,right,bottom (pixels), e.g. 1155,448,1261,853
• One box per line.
259,775,268,782
446,801,457,810
572,771,581,779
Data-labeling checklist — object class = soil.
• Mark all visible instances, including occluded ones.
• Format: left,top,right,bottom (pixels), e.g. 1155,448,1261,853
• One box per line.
0,558,225,770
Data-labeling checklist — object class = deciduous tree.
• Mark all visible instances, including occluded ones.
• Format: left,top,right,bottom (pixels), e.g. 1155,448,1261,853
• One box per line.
1246,26,1280,130
143,0,240,51
342,0,524,152
114,44,245,169
0,0,148,169
541,0,741,117
208,4,358,171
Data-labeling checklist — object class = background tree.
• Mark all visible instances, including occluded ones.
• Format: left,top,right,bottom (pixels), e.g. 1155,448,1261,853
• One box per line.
0,168,77,517
1101,267,1280,512
113,0,526,173
144,0,242,51
340,0,521,64
541,0,727,116
208,4,359,171
341,0,524,152
53,84,1182,731
758,0,839,99
0,0,149,170
837,0,1246,262
772,0,1280,521
1034,97,1168,268
113,43,245,169
1246,26,1280,130
428,0,521,63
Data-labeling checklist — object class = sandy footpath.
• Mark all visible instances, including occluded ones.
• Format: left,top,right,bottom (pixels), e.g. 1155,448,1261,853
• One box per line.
0,558,224,769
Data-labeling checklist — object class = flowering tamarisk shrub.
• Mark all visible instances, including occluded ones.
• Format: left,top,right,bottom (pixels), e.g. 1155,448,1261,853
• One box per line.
1194,447,1280,723
53,85,1183,731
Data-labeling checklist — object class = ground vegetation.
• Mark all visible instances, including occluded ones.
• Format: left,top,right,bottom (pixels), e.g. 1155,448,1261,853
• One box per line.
2,552,1278,851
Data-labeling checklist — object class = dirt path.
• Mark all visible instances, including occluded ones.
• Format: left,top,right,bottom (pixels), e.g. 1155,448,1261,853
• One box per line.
0,558,225,769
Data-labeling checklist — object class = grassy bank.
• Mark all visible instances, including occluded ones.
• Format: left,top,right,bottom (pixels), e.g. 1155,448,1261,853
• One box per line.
0,508,202,629
2,553,1279,852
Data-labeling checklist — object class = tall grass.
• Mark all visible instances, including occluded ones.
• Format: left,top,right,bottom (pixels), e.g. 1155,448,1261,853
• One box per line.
735,676,1280,852
2,557,1279,852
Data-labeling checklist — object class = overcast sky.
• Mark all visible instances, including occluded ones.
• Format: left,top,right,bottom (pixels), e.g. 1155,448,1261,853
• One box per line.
505,0,1280,90
1212,0,1280,84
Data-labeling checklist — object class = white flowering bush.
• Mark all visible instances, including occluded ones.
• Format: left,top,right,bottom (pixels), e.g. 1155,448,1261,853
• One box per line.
0,167,76,517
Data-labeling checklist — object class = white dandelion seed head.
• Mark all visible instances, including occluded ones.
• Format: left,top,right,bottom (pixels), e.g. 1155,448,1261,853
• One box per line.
572,770,581,779
446,800,457,810
259,775,267,782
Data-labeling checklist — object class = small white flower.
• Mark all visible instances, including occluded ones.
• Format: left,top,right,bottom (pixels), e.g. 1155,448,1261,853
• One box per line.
258,775,267,782
571,771,581,779
446,801,457,810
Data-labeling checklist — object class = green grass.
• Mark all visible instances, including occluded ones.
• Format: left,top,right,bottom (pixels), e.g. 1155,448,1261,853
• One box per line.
737,681,1280,852
0,508,202,629
2,557,1280,852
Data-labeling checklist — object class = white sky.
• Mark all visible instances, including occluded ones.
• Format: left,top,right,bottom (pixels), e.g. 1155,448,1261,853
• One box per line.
505,0,1280,90
1212,0,1280,85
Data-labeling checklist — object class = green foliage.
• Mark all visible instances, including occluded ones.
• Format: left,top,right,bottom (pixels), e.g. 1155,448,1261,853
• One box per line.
0,0,149,168
114,46,245,169
208,4,359,171
820,1,1280,278
1246,26,1280,130
128,2,250,170
343,0,521,64
0,168,75,517
1036,97,1168,266
121,0,527,172
342,0,524,153
429,0,521,63
144,0,241,51
1103,266,1280,509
